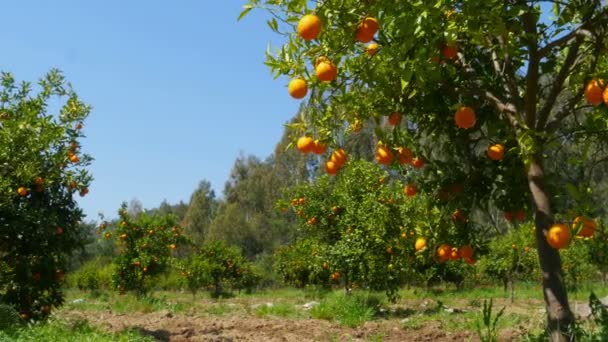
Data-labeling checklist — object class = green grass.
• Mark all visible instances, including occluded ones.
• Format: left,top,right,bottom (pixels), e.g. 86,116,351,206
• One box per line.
0,319,153,342
254,302,304,319
63,290,190,314
310,291,385,328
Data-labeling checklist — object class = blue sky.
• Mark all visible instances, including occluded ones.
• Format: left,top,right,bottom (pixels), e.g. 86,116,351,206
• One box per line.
1,1,297,220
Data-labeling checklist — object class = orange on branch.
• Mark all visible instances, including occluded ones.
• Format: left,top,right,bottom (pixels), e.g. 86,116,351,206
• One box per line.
288,78,308,99
388,112,401,126
297,14,322,41
355,17,379,43
547,223,571,249
296,136,315,154
487,143,505,161
313,140,326,155
411,157,425,169
315,59,337,82
17,187,28,197
330,148,348,166
454,106,476,129
396,147,413,164
366,43,379,56
585,79,604,106
437,244,451,262
375,144,393,165
442,44,458,60
573,216,597,238
325,160,340,175
459,245,473,259
414,237,427,251
404,184,417,197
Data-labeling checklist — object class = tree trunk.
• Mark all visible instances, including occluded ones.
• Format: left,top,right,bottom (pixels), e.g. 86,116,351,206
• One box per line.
508,277,515,304
528,156,574,341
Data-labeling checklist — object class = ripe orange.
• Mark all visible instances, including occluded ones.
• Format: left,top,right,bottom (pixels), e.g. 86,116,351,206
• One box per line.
325,160,340,175
404,184,417,197
411,157,425,169
437,244,451,262
17,187,28,197
288,78,308,99
386,247,393,254
355,17,379,43
366,43,379,56
511,244,517,250
297,136,315,154
313,140,326,155
68,180,77,189
487,143,505,161
69,154,80,163
121,233,128,239
388,112,401,126
442,44,458,60
504,211,513,222
449,247,460,260
104,232,112,239
524,247,530,252
459,245,473,259
414,237,427,251
331,271,341,280
603,86,608,106
585,79,604,106
307,217,317,225
75,122,83,130
573,216,597,238
454,106,476,129
170,244,177,250
396,147,413,164
315,59,337,82
330,148,348,166
79,187,89,197
56,227,64,235
35,177,44,185
297,14,322,41
375,144,393,165
547,223,571,249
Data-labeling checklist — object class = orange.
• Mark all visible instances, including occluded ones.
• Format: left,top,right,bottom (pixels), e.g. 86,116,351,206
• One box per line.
75,122,83,130
315,59,337,82
307,217,317,225
366,43,379,56
297,14,322,41
170,244,177,250
313,140,326,155
330,148,348,166
386,247,393,254
487,143,505,161
388,112,401,126
375,144,393,165
454,106,476,129
451,209,466,223
17,187,28,197
442,44,458,60
325,160,340,175
404,184,417,197
585,79,604,106
603,86,608,106
547,223,571,249
504,211,513,222
35,177,44,185
297,136,315,154
331,271,341,280
573,216,597,238
68,180,77,189
322,262,329,269
449,247,460,260
288,78,308,99
511,244,517,249
464,257,475,265
56,227,64,235
355,17,379,43
121,233,128,239
79,188,89,197
515,210,525,222
414,237,427,251
437,244,451,262
397,147,413,164
411,157,425,169
69,154,80,163
459,245,473,259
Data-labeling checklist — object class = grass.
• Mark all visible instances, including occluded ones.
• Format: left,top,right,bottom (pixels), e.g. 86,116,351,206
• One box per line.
254,302,304,319
0,318,153,342
310,291,385,327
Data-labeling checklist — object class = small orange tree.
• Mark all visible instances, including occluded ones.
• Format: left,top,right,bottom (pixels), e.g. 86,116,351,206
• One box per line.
243,1,608,339
107,203,185,297
279,160,477,300
0,70,92,321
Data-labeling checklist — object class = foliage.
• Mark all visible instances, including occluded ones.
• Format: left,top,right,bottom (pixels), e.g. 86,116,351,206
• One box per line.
68,257,113,293
476,298,505,342
0,69,93,320
0,303,19,330
477,224,539,290
180,240,257,298
310,291,385,328
108,203,186,297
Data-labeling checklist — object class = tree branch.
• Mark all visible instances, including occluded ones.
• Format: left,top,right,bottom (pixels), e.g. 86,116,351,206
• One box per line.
522,9,540,129
536,37,583,131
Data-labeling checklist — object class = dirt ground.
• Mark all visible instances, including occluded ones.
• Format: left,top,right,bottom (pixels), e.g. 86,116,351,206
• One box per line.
58,307,533,342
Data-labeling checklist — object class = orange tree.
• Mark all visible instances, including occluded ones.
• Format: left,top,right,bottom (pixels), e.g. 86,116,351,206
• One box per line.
106,203,186,297
242,1,608,339
278,160,477,301
0,70,92,321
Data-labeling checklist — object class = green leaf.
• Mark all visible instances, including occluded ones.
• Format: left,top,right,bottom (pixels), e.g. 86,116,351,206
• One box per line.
238,5,254,22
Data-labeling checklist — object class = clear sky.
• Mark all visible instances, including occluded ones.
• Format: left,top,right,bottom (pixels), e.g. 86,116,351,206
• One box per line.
1,1,297,220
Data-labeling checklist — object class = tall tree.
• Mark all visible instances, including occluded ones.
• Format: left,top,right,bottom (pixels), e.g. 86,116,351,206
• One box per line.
243,1,608,339
182,180,217,243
